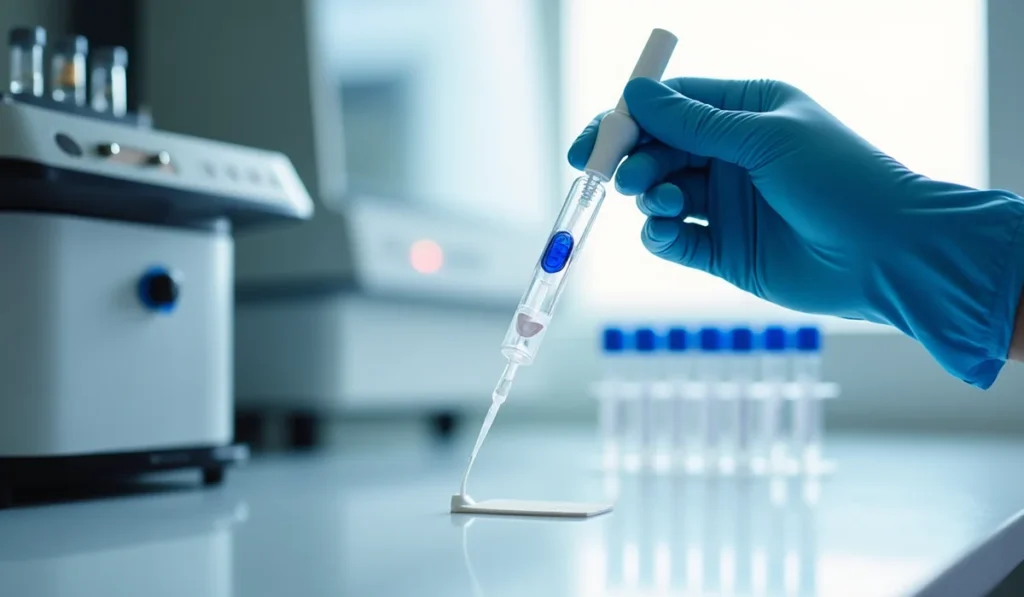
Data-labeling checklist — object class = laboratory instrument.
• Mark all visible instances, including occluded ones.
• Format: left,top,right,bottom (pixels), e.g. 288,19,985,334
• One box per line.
592,323,838,478
90,45,128,116
145,0,555,449
8,26,45,97
0,25,313,507
458,28,677,503
51,35,88,105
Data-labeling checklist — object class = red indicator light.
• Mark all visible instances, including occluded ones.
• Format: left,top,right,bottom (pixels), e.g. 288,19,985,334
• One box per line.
410,239,443,274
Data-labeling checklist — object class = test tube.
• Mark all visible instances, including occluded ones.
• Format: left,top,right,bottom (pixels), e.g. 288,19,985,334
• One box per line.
649,328,676,473
666,327,690,471
633,328,658,471
792,327,823,474
90,45,128,116
51,35,88,105
725,327,757,474
598,327,627,471
8,26,46,97
755,326,789,475
697,327,724,472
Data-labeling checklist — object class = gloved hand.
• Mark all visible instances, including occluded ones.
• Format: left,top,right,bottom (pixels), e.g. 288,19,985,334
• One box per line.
569,77,1024,388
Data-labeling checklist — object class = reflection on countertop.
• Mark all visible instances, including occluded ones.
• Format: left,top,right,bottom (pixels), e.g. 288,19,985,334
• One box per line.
0,427,1022,597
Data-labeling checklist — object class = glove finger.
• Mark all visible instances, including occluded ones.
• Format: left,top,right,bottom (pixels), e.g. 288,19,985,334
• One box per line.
636,183,683,218
615,141,709,196
661,77,797,111
624,78,763,167
615,142,689,196
642,217,715,274
567,111,609,171
666,171,709,220
636,173,709,219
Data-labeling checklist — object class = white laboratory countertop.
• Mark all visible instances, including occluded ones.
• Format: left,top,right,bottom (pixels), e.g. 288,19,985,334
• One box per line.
1,426,1024,597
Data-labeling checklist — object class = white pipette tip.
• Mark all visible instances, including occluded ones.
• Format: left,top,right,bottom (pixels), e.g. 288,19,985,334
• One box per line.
491,361,519,405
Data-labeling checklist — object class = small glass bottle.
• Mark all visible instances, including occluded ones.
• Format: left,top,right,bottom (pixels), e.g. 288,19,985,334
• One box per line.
51,35,88,105
8,26,46,97
90,45,128,116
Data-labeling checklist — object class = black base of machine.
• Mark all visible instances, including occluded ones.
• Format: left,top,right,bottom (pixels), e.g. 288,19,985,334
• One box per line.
0,443,248,509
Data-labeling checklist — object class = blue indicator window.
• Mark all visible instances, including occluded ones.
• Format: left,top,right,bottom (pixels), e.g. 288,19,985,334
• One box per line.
540,231,575,274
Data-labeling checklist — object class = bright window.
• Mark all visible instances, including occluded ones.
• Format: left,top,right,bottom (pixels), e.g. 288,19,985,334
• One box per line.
562,0,986,320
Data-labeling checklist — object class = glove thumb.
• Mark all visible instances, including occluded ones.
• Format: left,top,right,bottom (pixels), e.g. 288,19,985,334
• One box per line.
624,77,761,167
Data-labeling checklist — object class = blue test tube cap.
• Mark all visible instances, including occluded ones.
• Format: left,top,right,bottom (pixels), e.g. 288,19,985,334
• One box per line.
698,327,723,352
795,326,822,352
762,325,788,352
634,327,657,353
667,327,688,352
729,327,755,353
602,327,625,353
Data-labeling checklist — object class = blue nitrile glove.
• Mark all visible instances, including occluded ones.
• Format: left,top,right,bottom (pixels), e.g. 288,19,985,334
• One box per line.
568,77,1024,388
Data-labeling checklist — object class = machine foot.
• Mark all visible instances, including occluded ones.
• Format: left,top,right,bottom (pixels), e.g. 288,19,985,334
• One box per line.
234,410,266,451
430,411,460,440
288,412,320,450
202,467,225,486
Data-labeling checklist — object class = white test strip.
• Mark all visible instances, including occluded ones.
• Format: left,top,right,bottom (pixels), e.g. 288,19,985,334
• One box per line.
451,494,613,518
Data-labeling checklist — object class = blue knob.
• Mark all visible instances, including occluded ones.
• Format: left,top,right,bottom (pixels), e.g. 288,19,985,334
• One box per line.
138,266,180,313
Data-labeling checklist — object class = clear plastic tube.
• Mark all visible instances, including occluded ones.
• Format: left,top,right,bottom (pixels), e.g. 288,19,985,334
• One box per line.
696,328,724,473
649,339,679,473
498,173,606,368
666,328,691,472
791,327,822,475
597,327,627,471
754,354,788,474
726,353,756,473
794,354,822,470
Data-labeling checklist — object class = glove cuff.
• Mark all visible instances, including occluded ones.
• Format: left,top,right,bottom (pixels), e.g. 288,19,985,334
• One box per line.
870,187,1024,389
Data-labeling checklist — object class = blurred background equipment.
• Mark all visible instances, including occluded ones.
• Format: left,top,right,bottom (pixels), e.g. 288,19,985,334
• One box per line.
139,0,561,449
0,23,313,507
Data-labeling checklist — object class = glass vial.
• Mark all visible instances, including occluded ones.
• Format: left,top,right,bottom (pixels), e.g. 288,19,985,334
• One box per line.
51,35,88,105
90,45,128,116
8,26,46,96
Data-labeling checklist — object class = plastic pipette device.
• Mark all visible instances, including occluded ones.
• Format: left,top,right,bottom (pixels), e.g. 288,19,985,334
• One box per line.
457,28,678,500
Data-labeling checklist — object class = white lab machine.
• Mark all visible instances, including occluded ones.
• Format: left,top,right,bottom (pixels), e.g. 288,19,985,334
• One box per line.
140,0,558,447
0,42,312,506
